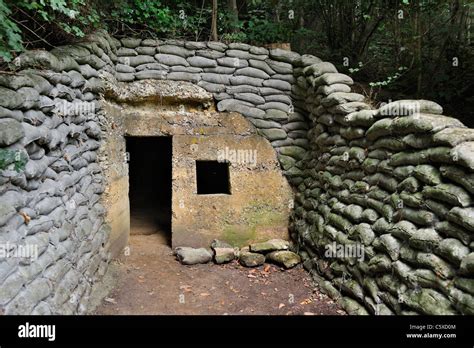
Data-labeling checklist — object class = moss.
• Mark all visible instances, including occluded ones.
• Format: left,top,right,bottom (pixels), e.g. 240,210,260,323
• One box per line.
221,200,288,247
221,225,256,247
0,149,27,172
249,209,287,227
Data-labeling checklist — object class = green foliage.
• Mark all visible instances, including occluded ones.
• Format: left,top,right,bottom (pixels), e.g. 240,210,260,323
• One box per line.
0,0,103,61
246,18,290,44
219,10,247,42
0,0,298,61
0,0,471,125
221,31,248,43
17,0,100,37
0,149,27,172
108,0,174,36
348,62,364,74
369,67,408,88
0,0,22,61
18,0,80,21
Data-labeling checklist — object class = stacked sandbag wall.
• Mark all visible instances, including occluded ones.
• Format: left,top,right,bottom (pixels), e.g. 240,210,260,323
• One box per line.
1,29,473,315
110,36,313,178
0,31,312,314
290,60,474,315
0,32,117,314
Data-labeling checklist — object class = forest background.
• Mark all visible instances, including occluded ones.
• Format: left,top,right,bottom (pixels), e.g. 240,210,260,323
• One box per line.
1,0,472,123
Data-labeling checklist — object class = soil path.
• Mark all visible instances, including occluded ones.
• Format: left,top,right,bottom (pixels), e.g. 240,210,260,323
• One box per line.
95,234,344,315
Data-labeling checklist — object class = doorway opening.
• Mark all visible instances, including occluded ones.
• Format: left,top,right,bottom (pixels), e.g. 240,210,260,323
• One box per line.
126,136,172,245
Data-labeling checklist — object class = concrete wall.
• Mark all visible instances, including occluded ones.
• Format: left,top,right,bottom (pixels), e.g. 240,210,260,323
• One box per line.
103,79,293,249
172,133,292,248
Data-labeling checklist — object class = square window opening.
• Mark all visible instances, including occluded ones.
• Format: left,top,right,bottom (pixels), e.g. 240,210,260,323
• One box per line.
196,160,231,195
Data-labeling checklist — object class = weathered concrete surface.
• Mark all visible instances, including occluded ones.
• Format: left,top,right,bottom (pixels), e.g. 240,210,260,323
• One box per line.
101,80,293,251
172,133,293,248
123,110,253,137
99,102,130,257
103,176,129,257
104,78,214,108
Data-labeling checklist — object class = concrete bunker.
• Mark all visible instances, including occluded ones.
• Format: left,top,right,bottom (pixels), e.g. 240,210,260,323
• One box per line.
1,32,472,315
101,79,293,254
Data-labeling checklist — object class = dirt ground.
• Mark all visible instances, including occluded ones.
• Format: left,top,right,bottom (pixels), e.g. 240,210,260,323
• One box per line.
94,233,344,315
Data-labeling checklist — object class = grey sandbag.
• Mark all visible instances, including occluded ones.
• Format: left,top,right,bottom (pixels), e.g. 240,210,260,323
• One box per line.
413,164,442,185
368,254,392,274
447,207,474,233
377,100,443,117
416,252,456,279
436,238,470,266
422,184,472,208
349,223,375,245
379,234,401,261
389,220,417,240
409,228,442,252
390,114,463,135
402,288,456,315
459,253,474,276
433,127,474,147
435,221,471,246
440,165,474,194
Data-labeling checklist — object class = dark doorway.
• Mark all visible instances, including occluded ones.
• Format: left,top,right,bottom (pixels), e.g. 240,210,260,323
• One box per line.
126,136,172,245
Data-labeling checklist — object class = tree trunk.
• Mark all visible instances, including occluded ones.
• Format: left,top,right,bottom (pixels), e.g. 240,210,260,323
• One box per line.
415,2,422,97
227,0,239,32
211,0,218,41
227,0,238,16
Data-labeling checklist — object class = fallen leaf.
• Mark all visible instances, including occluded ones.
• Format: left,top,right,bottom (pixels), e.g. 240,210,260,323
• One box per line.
179,285,192,292
19,211,31,225
264,265,271,272
300,298,312,305
200,292,210,297
278,303,285,309
247,274,257,278
104,297,116,304
304,312,315,315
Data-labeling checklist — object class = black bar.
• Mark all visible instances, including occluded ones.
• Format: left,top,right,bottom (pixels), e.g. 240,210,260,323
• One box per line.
0,315,471,347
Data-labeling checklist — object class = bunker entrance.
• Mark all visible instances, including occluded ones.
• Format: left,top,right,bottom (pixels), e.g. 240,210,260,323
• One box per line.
126,136,172,245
